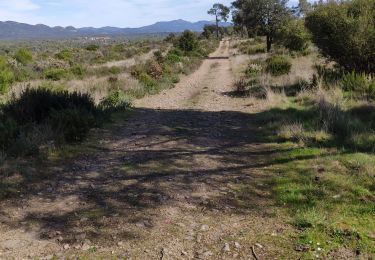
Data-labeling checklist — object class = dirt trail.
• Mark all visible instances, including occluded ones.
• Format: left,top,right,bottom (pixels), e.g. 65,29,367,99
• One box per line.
0,40,295,259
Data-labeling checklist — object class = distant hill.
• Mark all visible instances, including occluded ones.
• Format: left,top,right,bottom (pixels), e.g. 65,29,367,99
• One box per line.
0,19,232,40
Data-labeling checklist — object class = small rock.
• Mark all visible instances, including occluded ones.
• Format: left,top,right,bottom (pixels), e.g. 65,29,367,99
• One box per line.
196,234,202,243
203,251,213,257
63,244,70,250
81,243,91,251
295,244,310,252
255,243,263,249
200,225,209,232
234,242,241,249
181,250,188,256
222,243,230,252
117,241,124,247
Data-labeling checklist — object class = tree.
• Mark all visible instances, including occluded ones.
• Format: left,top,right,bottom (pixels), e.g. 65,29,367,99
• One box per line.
305,0,375,73
293,0,313,17
177,30,198,53
231,0,291,52
208,3,230,38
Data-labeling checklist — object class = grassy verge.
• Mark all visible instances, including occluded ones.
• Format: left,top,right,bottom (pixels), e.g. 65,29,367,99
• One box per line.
232,38,375,258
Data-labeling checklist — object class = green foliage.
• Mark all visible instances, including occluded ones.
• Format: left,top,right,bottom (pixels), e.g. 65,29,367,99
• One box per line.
177,30,198,53
266,55,292,76
341,72,375,99
0,56,14,94
99,89,132,111
165,52,182,64
14,48,33,65
232,0,291,52
3,88,96,124
44,68,68,81
49,108,96,142
85,44,99,51
0,116,18,150
108,66,121,74
138,72,157,89
277,19,310,52
70,65,86,77
305,0,375,73
55,48,73,60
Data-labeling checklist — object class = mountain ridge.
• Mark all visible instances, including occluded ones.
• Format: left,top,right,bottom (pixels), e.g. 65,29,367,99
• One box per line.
0,19,231,40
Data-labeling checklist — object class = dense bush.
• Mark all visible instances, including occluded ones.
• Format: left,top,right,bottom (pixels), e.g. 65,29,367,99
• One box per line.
44,68,68,80
276,19,310,52
85,44,100,51
177,30,199,53
305,0,375,73
3,88,96,124
14,48,33,65
266,55,292,76
55,49,73,61
138,72,158,89
341,72,375,99
99,89,132,111
165,52,182,64
49,108,96,142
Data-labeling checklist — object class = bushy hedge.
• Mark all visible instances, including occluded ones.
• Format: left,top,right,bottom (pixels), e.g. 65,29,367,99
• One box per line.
306,0,375,73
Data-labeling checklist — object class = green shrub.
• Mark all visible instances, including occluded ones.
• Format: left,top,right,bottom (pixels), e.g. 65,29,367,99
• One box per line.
245,63,263,78
55,49,73,60
85,44,100,51
266,55,292,76
305,0,375,73
44,68,68,81
49,108,96,142
99,89,132,111
165,53,182,64
0,116,18,151
177,30,198,53
70,65,85,77
138,72,157,89
0,69,14,94
277,19,310,52
341,72,375,99
108,66,121,74
14,48,33,65
3,88,96,124
0,56,14,94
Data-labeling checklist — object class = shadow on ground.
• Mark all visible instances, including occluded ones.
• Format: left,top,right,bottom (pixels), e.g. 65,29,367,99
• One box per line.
0,106,347,247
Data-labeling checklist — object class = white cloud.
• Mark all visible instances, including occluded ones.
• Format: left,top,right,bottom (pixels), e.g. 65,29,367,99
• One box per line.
0,0,40,11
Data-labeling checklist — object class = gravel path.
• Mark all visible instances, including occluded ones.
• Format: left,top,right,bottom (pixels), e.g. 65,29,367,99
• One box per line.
0,40,296,259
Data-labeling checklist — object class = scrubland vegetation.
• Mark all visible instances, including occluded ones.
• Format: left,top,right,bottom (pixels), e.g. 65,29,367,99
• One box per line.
230,0,374,257
0,32,218,160
0,0,373,258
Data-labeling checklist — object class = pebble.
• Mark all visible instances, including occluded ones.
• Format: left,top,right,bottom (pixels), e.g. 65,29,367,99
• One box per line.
200,225,209,232
117,241,124,247
181,250,188,256
234,242,241,249
63,244,70,250
255,243,263,249
81,243,91,251
203,251,213,257
222,243,230,252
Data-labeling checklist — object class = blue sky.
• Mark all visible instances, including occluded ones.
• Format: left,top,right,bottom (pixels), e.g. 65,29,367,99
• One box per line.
0,0,298,28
